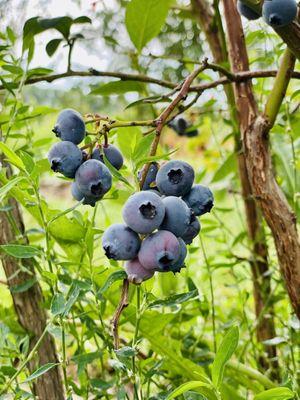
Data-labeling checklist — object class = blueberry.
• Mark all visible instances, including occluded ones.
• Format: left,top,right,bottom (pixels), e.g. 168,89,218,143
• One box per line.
138,230,180,271
237,1,260,20
182,185,214,216
92,144,124,170
156,160,194,196
102,223,141,260
169,117,198,138
53,109,85,145
48,141,82,178
181,213,201,244
262,0,297,27
122,191,165,234
75,159,112,198
168,238,187,273
71,182,102,206
138,162,159,190
159,196,192,237
124,258,154,284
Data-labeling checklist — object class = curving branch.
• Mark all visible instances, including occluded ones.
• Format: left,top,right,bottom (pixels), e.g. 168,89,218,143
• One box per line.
0,67,300,94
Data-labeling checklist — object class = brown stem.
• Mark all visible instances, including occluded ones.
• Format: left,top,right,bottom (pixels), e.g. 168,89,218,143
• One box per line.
193,0,279,377
1,67,300,94
223,0,300,319
0,162,64,399
111,279,129,350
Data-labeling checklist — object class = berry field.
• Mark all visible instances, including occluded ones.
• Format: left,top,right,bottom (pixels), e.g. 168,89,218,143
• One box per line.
0,1,299,399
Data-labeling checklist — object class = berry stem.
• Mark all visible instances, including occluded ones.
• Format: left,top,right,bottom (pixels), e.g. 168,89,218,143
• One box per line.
112,278,129,349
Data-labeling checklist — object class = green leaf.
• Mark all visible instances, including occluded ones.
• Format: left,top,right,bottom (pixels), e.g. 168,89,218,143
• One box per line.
212,326,239,388
0,244,41,258
23,363,59,383
90,81,145,96
50,293,65,316
46,38,62,56
98,270,127,295
166,381,214,400
0,142,26,171
63,284,81,316
2,65,23,75
148,290,198,309
10,278,37,293
132,132,155,161
103,154,133,188
212,153,236,183
125,0,173,52
254,388,295,400
73,16,92,24
0,177,26,200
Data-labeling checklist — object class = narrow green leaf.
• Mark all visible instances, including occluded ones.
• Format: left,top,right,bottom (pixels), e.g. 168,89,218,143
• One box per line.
212,153,236,183
0,244,41,258
0,142,26,171
0,177,26,200
212,326,239,388
50,293,65,316
125,0,173,52
98,270,127,295
254,387,295,400
166,381,213,400
23,363,59,383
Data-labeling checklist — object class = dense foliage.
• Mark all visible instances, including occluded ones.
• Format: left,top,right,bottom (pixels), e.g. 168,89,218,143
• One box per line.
0,1,299,399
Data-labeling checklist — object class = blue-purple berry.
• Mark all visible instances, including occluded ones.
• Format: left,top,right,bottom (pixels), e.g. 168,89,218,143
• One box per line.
122,191,165,234
48,141,82,178
182,185,214,216
181,213,201,244
262,0,297,27
75,159,112,198
102,223,141,261
138,230,180,271
160,196,192,237
124,258,154,284
237,1,260,20
92,144,124,170
156,160,194,196
53,109,85,145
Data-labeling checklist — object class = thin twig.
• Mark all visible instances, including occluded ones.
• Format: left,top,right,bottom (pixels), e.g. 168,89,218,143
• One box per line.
111,278,129,350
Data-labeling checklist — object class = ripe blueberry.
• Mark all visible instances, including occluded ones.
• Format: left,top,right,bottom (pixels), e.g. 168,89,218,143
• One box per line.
138,230,180,271
159,196,192,237
53,109,85,145
75,159,112,198
181,213,201,244
182,185,214,216
168,238,187,273
92,144,124,170
71,182,102,206
124,258,154,284
48,141,82,178
156,160,194,196
122,191,165,234
262,0,297,27
237,1,260,20
102,223,141,260
169,117,198,137
138,162,159,190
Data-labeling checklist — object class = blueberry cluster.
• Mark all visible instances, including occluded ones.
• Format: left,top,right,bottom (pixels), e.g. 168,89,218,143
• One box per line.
237,0,298,27
102,160,214,284
168,116,198,138
48,109,124,206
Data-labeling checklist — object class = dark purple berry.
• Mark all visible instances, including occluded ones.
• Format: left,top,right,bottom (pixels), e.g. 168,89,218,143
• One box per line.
159,196,192,237
237,1,260,20
138,230,180,271
122,191,165,234
138,162,159,190
156,160,194,196
102,223,141,260
71,182,102,206
262,0,297,27
53,109,85,145
75,159,112,198
182,185,214,216
48,141,82,178
92,144,124,170
181,213,201,244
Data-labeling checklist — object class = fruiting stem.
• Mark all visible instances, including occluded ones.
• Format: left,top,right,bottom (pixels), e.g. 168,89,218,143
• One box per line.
112,278,129,349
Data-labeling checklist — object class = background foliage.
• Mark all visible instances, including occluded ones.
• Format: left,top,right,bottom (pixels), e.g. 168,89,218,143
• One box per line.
0,0,299,399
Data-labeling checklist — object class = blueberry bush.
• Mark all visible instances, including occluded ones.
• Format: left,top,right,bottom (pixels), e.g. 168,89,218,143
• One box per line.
0,1,299,399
